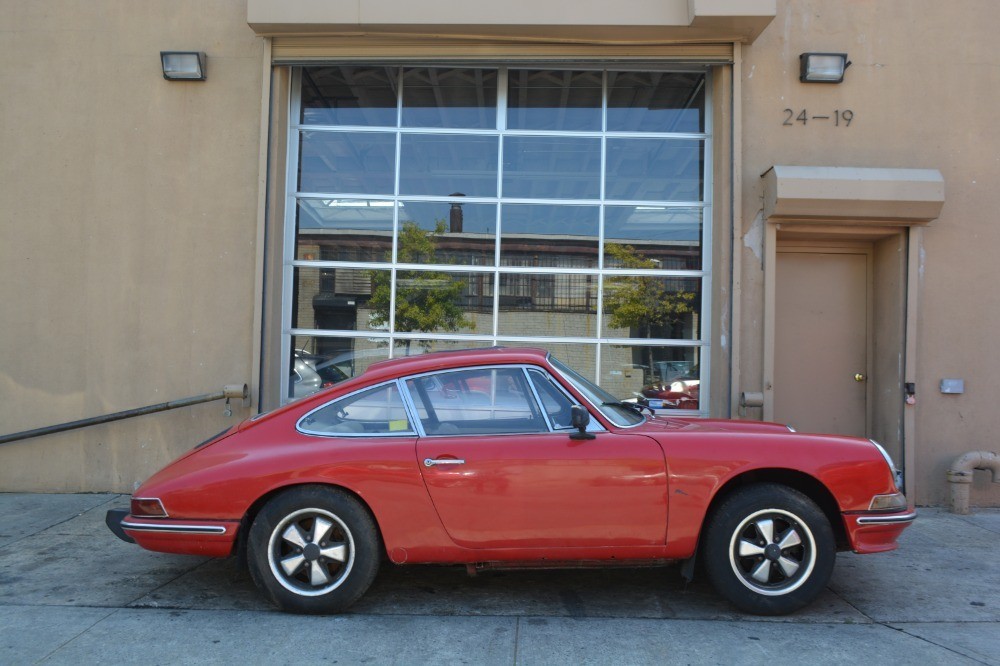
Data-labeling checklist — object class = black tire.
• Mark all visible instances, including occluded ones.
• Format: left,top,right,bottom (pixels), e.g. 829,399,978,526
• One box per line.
247,485,380,614
703,483,835,615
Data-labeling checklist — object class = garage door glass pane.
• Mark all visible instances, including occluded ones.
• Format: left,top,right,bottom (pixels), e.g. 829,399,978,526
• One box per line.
497,273,598,338
392,338,494,356
500,204,599,269
502,341,597,381
402,67,498,129
299,131,397,194
398,201,497,266
602,276,701,339
391,270,494,335
399,134,499,197
296,199,393,262
607,71,706,133
603,206,702,270
289,335,388,400
292,267,387,332
600,344,700,410
300,66,399,127
503,136,601,200
604,138,703,201
507,69,602,131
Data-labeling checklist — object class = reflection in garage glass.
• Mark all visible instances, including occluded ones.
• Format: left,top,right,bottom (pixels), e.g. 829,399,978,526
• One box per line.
285,65,710,410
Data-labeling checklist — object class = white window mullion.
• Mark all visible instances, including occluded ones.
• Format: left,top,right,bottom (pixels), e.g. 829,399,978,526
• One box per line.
594,69,609,383
280,69,305,403
388,66,404,358
493,67,508,343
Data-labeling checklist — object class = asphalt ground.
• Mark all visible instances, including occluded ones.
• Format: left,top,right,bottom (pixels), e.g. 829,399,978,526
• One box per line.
0,493,998,665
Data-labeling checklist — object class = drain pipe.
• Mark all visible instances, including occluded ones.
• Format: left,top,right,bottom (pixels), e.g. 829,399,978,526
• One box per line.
946,450,1000,514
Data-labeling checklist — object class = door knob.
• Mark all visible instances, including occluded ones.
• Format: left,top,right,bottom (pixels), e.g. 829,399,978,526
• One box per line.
854,373,866,382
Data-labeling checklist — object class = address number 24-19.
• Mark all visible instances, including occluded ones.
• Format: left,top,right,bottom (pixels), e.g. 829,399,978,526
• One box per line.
783,109,854,126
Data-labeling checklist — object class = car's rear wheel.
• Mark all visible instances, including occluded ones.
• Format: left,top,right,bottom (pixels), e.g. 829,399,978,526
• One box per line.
247,485,380,614
704,483,835,615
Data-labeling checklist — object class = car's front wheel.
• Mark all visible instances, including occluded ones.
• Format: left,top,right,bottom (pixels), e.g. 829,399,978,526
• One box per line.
704,483,835,615
247,485,380,614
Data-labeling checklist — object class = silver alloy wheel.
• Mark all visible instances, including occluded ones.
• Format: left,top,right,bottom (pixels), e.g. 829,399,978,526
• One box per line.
266,507,356,597
728,508,817,597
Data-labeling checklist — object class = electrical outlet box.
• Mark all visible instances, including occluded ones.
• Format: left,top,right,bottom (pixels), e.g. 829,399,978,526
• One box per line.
940,379,965,394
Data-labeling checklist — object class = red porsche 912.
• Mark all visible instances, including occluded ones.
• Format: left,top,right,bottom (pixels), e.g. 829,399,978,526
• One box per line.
107,347,914,615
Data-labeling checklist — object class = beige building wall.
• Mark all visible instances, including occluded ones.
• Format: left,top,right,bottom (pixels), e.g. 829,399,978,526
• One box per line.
739,0,1000,506
0,1,264,491
2,0,998,507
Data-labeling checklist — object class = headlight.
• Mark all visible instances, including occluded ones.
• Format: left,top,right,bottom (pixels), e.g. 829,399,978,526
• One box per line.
869,439,903,489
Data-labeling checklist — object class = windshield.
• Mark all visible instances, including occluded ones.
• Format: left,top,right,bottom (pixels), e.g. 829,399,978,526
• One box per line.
549,355,645,427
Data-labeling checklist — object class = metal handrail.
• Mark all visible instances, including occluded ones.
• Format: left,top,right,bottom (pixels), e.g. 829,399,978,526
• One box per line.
0,384,248,446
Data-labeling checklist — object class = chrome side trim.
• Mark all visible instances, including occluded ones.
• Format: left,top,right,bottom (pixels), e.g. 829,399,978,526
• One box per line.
121,520,228,535
855,511,917,525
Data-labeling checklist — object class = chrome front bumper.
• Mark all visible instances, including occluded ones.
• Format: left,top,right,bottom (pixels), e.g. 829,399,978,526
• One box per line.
855,511,918,525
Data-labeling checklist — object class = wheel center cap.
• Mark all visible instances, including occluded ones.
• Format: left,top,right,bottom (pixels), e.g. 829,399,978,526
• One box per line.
764,543,782,561
303,543,321,561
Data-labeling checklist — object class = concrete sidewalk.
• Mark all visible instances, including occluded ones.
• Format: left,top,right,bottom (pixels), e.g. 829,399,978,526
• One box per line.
0,493,997,665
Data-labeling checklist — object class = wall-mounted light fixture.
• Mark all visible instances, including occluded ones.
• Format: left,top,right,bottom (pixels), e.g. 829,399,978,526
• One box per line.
160,52,207,81
799,53,850,83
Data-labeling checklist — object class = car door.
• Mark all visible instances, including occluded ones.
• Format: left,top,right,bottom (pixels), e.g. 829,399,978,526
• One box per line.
408,366,668,549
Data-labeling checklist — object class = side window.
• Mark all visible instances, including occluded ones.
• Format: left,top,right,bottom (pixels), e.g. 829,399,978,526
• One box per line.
298,383,413,435
405,367,547,436
526,368,576,430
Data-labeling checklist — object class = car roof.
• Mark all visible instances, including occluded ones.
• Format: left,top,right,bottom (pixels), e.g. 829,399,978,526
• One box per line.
362,346,549,382
242,347,554,430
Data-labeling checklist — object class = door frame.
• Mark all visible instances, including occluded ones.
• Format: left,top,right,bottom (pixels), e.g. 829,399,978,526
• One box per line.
761,222,920,495
755,165,945,499
772,241,874,436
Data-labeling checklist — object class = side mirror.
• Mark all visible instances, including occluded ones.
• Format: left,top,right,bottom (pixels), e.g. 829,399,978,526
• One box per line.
569,405,596,440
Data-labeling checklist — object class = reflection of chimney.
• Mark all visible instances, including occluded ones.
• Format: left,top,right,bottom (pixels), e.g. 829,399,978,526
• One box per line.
449,192,465,233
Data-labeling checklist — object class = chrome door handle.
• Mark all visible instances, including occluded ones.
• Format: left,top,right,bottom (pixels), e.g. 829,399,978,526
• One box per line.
424,458,465,467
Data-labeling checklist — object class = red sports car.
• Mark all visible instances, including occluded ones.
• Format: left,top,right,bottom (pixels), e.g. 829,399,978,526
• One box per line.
106,347,914,615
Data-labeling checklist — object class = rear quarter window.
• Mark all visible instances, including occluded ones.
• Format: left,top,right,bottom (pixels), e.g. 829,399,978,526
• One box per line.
298,382,414,436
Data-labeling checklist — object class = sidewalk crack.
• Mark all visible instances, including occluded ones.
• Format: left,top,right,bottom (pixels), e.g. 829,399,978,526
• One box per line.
885,624,992,666
512,616,520,666
123,557,214,608
34,608,121,664
0,494,126,552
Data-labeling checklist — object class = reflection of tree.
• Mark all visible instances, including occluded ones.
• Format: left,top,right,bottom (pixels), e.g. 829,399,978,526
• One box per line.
604,243,696,377
369,220,472,354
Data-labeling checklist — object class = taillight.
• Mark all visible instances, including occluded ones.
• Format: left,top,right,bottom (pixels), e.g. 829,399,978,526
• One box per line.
131,497,168,517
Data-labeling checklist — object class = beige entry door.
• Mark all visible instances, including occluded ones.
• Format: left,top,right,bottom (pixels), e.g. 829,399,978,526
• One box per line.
774,248,870,436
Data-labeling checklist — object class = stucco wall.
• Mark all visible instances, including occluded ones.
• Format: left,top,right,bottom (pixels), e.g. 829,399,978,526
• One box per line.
0,1,265,491
740,0,1000,505
2,0,998,507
